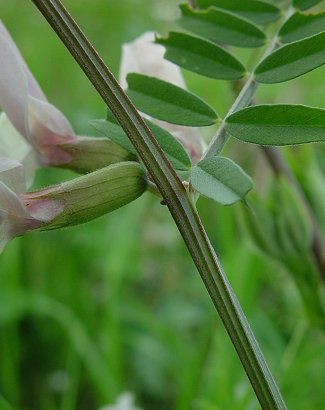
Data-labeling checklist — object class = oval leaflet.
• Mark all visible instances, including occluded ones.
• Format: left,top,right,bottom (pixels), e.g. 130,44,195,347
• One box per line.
225,104,325,145
190,156,253,205
156,31,246,80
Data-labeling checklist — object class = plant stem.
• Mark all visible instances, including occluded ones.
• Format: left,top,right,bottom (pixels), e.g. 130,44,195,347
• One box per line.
31,0,287,407
202,6,294,160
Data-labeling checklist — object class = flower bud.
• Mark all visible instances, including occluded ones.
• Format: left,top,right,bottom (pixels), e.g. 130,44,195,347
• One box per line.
22,161,147,230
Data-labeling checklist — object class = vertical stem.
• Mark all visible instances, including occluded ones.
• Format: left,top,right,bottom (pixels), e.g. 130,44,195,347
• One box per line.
31,0,287,408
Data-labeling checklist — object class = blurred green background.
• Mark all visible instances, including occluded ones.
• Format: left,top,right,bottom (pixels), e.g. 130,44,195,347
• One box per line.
1,1,325,409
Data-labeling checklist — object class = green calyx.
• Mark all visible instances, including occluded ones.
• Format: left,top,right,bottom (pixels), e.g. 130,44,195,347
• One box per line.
58,136,136,174
30,161,147,229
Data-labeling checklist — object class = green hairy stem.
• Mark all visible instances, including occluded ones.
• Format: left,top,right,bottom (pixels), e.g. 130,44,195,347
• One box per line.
31,0,287,408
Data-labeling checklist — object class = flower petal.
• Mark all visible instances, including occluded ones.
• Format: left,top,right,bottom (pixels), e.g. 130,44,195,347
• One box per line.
0,29,29,139
0,158,26,193
28,97,75,165
0,113,39,187
0,180,38,253
0,21,46,101
119,31,185,88
0,22,76,166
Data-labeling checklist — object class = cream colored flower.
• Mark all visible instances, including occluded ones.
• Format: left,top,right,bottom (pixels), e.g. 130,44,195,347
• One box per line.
119,31,203,162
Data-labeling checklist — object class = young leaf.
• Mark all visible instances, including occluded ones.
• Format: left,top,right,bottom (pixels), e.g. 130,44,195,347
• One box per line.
279,11,325,43
293,0,324,10
90,118,192,171
190,156,253,205
155,31,246,80
177,3,266,48
197,0,281,25
126,73,218,126
225,104,325,145
254,31,325,83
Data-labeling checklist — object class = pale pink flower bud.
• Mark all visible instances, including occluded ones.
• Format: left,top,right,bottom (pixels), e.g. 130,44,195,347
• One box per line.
0,158,59,252
0,158,146,252
119,31,203,162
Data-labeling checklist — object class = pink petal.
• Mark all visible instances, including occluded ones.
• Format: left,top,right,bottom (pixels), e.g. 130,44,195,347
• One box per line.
28,97,75,165
0,180,39,252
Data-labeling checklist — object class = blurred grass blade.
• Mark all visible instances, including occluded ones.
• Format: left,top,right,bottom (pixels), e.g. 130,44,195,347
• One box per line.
0,396,13,410
90,118,192,171
126,73,218,126
190,156,253,205
293,0,324,10
255,31,325,83
225,104,325,145
177,3,266,48
156,31,246,80
279,11,325,43
197,0,281,25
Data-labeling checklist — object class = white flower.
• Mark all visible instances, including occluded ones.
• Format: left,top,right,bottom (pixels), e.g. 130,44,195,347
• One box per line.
0,21,77,167
98,392,144,410
0,21,134,177
119,31,203,162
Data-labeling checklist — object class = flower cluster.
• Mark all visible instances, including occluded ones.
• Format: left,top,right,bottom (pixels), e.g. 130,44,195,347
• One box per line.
0,24,202,252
